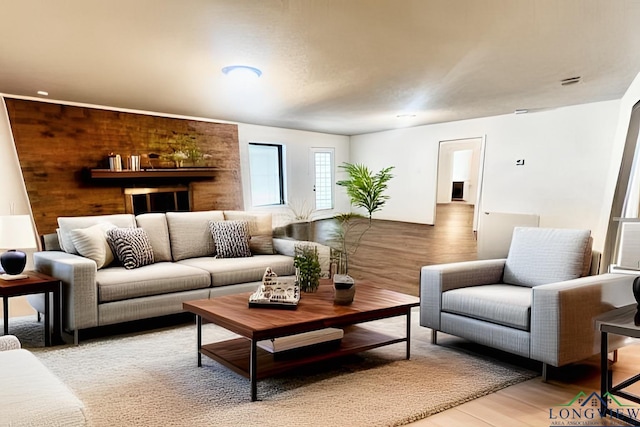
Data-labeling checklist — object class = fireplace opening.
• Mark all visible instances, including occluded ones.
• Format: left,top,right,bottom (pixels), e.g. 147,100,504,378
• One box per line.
124,187,190,215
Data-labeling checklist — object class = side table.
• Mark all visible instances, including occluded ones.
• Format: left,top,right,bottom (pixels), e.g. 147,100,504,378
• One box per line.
0,271,62,346
597,304,640,426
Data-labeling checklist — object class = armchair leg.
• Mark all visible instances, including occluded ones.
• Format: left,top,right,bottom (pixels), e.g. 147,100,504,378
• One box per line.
542,363,548,382
611,349,618,364
37,312,41,323
431,329,438,345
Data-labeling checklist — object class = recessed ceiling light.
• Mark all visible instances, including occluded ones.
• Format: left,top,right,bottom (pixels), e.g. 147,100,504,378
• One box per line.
514,109,528,114
396,114,416,118
221,65,262,78
37,91,48,96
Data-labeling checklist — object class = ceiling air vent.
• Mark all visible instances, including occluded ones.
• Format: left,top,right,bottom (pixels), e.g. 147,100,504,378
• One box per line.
560,76,581,86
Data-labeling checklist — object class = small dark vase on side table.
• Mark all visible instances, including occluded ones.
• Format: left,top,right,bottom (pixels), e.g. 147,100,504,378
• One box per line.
634,276,640,305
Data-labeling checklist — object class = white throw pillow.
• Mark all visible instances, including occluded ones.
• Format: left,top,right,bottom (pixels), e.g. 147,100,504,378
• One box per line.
69,223,117,269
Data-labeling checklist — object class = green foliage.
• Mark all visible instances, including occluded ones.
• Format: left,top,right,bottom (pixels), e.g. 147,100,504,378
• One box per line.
330,163,394,274
336,163,395,221
294,244,321,292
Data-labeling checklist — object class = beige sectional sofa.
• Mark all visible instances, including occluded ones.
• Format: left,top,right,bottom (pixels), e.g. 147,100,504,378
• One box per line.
29,210,326,344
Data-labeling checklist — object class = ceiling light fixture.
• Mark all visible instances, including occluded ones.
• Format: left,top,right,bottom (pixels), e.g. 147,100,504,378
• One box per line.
560,76,581,86
514,109,528,114
221,65,262,78
37,91,48,96
396,114,416,118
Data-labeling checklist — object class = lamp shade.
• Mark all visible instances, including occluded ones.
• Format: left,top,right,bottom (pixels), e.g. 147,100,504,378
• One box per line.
0,215,37,250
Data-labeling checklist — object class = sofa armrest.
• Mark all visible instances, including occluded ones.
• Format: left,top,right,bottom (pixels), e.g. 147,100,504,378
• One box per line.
33,251,99,332
0,335,21,351
420,259,507,330
530,272,635,367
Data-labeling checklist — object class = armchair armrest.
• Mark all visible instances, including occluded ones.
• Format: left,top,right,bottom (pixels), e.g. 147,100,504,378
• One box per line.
530,273,635,366
0,335,21,351
33,251,98,332
420,259,506,330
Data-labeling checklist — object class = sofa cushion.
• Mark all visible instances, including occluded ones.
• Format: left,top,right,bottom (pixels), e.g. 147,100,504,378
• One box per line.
58,214,136,254
503,227,591,287
106,228,155,270
135,213,172,262
97,262,211,303
178,254,295,287
223,211,275,255
209,220,252,259
442,284,532,331
166,211,224,261
69,222,117,269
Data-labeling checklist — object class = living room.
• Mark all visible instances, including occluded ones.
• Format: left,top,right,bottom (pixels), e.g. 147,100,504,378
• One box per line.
1,1,640,426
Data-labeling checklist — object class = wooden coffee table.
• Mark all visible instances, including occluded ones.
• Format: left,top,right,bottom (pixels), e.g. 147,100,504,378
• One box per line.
183,280,419,401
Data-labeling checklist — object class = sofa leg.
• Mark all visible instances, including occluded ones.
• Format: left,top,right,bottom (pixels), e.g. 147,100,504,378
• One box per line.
542,363,548,382
611,349,618,364
431,329,437,345
37,312,41,323
73,330,79,346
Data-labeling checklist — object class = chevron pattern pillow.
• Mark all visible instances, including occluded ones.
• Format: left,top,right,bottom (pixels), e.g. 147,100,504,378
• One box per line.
106,227,155,269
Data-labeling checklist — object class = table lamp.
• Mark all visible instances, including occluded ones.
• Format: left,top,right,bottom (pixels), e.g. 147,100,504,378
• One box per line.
0,215,38,280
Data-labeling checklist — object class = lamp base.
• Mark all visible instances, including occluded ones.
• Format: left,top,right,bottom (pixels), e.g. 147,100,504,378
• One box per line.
0,249,27,275
0,273,28,281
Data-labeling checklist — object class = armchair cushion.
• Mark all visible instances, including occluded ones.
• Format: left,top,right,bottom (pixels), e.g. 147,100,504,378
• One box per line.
503,227,591,287
442,284,532,330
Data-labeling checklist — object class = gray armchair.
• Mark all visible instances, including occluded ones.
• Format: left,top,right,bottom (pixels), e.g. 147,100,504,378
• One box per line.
420,227,635,379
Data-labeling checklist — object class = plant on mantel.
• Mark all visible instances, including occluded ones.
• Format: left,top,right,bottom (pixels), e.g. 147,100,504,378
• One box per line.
330,162,394,276
148,132,210,168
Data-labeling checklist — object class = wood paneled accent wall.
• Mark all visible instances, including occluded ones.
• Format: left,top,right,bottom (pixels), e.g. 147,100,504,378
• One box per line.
5,98,243,235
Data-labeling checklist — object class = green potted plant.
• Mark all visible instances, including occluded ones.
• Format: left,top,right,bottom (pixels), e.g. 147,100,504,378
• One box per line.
294,243,321,292
331,162,394,276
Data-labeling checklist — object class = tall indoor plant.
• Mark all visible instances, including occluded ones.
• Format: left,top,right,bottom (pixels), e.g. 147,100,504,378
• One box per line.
332,162,394,275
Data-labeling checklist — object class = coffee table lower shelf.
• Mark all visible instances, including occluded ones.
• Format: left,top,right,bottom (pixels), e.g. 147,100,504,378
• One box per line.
200,325,405,381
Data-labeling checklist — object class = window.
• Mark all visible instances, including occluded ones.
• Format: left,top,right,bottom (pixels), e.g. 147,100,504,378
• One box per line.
313,148,334,210
249,143,284,206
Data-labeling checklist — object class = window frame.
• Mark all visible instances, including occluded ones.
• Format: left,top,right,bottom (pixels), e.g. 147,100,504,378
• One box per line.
248,142,285,207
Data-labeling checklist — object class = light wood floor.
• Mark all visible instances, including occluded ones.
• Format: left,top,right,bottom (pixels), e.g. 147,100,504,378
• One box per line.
313,203,639,426
3,204,638,426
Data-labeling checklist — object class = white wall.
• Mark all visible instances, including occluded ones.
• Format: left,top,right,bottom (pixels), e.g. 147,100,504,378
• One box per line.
234,123,351,223
351,100,622,251
0,98,39,265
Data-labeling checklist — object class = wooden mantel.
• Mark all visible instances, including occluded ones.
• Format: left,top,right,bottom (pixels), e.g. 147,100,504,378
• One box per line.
88,168,218,180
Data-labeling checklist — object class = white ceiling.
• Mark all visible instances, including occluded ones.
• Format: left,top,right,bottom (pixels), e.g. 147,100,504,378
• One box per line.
2,0,640,136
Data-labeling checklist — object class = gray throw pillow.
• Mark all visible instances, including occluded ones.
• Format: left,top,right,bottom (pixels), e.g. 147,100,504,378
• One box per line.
209,220,252,259
106,228,155,269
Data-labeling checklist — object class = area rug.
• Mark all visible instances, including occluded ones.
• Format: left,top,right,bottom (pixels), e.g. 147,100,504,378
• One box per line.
5,310,537,427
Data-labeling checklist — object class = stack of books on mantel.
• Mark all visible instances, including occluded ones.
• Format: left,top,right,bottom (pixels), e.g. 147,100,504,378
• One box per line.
257,328,344,354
